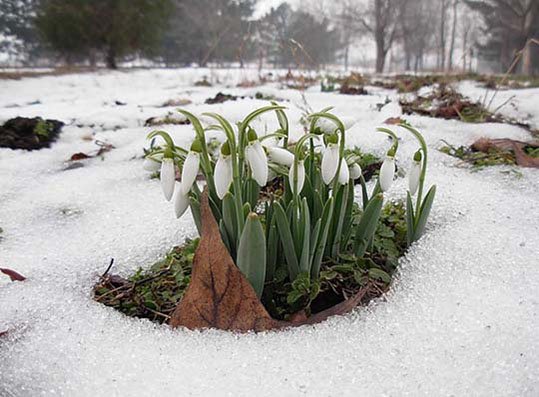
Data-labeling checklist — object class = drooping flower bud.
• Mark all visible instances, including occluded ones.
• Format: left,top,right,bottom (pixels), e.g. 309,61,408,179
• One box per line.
160,157,175,201
180,140,202,195
245,138,268,187
408,151,422,196
316,118,338,135
349,163,362,180
215,142,233,199
338,159,349,185
174,183,190,219
379,155,396,192
321,134,339,185
266,146,294,167
288,160,305,194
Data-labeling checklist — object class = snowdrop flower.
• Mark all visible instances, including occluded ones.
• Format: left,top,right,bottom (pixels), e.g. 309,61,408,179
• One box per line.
288,160,305,194
143,157,161,172
266,146,294,167
316,117,338,135
215,142,233,199
160,157,176,201
180,140,202,195
338,159,349,185
267,168,277,183
408,151,422,196
174,184,190,219
379,155,396,192
321,134,339,184
245,130,268,186
349,163,362,180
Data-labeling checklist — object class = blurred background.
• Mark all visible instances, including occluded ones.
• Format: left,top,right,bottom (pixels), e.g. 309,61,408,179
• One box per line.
0,0,537,75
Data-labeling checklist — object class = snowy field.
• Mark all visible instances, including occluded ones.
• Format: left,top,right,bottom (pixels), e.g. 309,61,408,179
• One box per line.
0,68,538,396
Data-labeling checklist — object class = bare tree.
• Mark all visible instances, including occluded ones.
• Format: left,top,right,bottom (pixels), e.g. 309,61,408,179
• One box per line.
346,0,408,73
438,0,451,70
448,0,459,71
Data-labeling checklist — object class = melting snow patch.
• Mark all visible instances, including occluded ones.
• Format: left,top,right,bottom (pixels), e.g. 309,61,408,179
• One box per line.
1,69,538,396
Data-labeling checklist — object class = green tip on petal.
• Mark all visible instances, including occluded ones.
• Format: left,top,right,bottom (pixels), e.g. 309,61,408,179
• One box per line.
247,128,258,142
413,150,422,162
221,140,231,156
325,133,338,145
190,139,203,153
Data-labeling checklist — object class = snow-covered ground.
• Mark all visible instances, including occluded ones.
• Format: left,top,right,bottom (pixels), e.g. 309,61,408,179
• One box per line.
0,69,538,396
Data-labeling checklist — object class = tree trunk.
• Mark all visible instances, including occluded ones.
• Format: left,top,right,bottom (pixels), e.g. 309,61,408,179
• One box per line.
439,0,447,70
521,4,534,75
448,0,458,71
375,45,386,73
374,0,385,73
106,46,117,69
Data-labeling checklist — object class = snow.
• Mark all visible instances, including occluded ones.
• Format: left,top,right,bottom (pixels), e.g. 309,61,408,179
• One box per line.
1,68,538,396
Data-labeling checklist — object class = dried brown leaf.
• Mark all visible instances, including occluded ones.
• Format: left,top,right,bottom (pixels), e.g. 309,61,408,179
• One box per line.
0,268,26,281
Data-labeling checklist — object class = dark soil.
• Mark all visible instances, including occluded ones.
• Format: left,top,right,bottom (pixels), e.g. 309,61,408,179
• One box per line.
0,117,64,150
399,84,494,122
340,85,369,95
205,92,242,104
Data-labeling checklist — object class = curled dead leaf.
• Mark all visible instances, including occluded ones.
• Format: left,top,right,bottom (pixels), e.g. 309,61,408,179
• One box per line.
472,138,539,168
0,268,26,281
169,191,278,332
384,117,404,125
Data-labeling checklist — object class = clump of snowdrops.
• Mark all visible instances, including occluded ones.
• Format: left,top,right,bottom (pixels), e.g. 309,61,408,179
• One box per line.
143,105,435,298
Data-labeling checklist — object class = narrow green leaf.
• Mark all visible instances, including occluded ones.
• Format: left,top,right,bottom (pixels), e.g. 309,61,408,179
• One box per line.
406,191,415,247
330,184,349,257
222,193,237,249
273,202,300,280
245,178,260,209
311,198,334,279
219,219,232,253
353,193,384,257
189,197,202,236
236,213,266,298
266,220,278,281
299,198,311,273
359,174,369,210
340,181,355,251
309,219,321,266
412,185,436,242
313,190,324,224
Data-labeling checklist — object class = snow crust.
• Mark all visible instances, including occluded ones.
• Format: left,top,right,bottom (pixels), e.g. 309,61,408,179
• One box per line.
1,69,538,396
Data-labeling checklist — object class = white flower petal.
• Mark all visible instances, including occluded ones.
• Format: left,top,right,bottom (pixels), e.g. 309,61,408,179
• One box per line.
379,156,396,192
349,163,362,180
181,151,200,194
215,154,233,199
267,168,277,183
321,143,340,185
288,161,305,194
267,146,294,167
246,141,268,187
408,160,421,195
317,118,338,134
338,159,349,185
174,184,190,219
160,158,175,201
143,157,161,172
